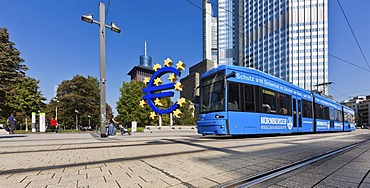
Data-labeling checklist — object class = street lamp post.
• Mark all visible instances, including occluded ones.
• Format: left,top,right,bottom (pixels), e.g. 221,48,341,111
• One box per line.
81,2,121,138
75,109,79,130
53,98,59,120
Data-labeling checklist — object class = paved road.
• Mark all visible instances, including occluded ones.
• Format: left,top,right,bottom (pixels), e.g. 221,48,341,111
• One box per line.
0,129,369,188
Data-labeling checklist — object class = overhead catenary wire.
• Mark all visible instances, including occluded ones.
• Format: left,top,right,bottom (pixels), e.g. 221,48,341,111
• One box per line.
329,54,370,73
343,88,370,96
105,0,111,19
337,0,370,70
330,86,351,99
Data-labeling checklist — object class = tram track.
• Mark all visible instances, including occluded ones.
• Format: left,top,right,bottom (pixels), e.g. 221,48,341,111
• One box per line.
218,138,370,188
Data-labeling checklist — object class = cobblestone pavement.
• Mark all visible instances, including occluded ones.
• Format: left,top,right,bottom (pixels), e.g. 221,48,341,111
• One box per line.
0,129,369,188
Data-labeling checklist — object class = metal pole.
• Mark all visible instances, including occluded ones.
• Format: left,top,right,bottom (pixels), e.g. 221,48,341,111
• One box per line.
76,113,78,130
25,118,28,132
170,113,173,127
55,106,58,120
159,115,162,127
99,2,107,137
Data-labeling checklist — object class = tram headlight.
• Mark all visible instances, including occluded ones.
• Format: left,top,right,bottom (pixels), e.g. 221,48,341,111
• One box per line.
215,115,224,119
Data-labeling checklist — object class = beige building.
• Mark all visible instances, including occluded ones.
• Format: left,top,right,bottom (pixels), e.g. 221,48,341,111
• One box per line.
342,95,370,127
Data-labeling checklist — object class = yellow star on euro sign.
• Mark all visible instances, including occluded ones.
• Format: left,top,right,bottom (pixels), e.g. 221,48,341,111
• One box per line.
154,77,162,86
168,73,177,82
150,112,157,119
154,98,163,106
176,61,186,71
153,63,161,71
177,97,186,107
174,82,183,91
143,77,150,85
173,109,182,118
164,58,173,67
139,100,146,108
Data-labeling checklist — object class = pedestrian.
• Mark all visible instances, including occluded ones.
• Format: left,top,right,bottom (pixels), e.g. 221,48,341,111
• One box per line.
107,116,117,136
50,116,57,133
7,113,17,134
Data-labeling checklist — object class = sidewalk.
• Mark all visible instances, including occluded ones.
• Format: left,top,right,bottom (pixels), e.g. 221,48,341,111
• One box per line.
0,130,369,187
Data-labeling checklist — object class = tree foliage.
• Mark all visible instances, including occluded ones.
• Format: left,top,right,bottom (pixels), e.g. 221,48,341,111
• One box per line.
116,80,152,126
116,80,196,126
175,99,196,125
44,75,114,130
7,76,46,123
0,27,44,123
53,75,100,129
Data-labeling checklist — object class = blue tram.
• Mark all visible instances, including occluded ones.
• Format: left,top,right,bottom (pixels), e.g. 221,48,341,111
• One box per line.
196,65,356,136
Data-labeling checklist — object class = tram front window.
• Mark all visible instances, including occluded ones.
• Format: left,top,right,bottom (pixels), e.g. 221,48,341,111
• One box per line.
200,71,225,113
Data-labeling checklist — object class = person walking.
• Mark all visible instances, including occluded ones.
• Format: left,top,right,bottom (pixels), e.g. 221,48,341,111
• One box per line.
50,116,57,133
7,113,17,134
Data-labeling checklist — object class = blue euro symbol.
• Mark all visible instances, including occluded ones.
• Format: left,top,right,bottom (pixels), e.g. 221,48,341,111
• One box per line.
142,67,181,115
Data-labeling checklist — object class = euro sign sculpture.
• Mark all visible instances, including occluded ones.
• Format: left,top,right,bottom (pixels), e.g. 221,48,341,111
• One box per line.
140,58,186,119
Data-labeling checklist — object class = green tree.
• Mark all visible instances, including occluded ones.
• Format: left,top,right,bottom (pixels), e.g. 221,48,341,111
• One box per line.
159,97,172,126
6,76,46,124
116,80,152,126
0,27,45,124
54,75,100,129
175,99,196,125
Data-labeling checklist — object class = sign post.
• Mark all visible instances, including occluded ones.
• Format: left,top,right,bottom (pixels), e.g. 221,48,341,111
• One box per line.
31,112,36,132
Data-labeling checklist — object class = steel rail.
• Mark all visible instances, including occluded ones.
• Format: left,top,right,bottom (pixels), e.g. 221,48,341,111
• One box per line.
219,139,368,188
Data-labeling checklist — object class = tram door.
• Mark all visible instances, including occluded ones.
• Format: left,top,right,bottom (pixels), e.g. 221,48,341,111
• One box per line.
292,96,303,132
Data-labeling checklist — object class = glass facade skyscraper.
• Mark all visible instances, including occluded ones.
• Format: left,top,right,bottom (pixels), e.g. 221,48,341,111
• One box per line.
218,0,328,93
203,0,218,64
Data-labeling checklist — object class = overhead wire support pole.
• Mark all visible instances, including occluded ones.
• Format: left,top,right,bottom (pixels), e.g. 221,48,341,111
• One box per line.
81,2,121,138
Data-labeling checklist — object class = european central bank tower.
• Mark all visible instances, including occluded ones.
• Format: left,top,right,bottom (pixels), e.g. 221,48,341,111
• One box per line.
218,0,328,93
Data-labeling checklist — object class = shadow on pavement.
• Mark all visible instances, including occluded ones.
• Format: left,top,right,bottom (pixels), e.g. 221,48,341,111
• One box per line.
0,135,27,139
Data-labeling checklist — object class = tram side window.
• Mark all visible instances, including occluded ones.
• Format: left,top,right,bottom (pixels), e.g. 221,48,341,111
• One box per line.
277,93,291,115
349,113,355,123
344,112,354,128
334,109,343,121
244,85,255,112
323,106,330,120
262,89,277,114
329,108,335,120
315,104,330,120
344,112,349,122
228,83,240,111
302,100,313,118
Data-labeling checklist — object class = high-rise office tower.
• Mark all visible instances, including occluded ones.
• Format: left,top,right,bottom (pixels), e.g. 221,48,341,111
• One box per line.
203,0,218,64
218,0,328,93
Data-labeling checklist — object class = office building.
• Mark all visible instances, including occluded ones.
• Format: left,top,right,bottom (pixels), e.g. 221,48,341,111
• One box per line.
180,59,215,102
342,96,370,127
217,0,328,93
203,0,218,64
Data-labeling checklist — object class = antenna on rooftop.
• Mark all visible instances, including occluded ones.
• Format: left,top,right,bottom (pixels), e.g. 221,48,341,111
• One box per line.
144,41,147,55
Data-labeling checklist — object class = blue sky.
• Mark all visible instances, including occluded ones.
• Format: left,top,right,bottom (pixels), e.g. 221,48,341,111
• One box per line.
1,0,370,114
